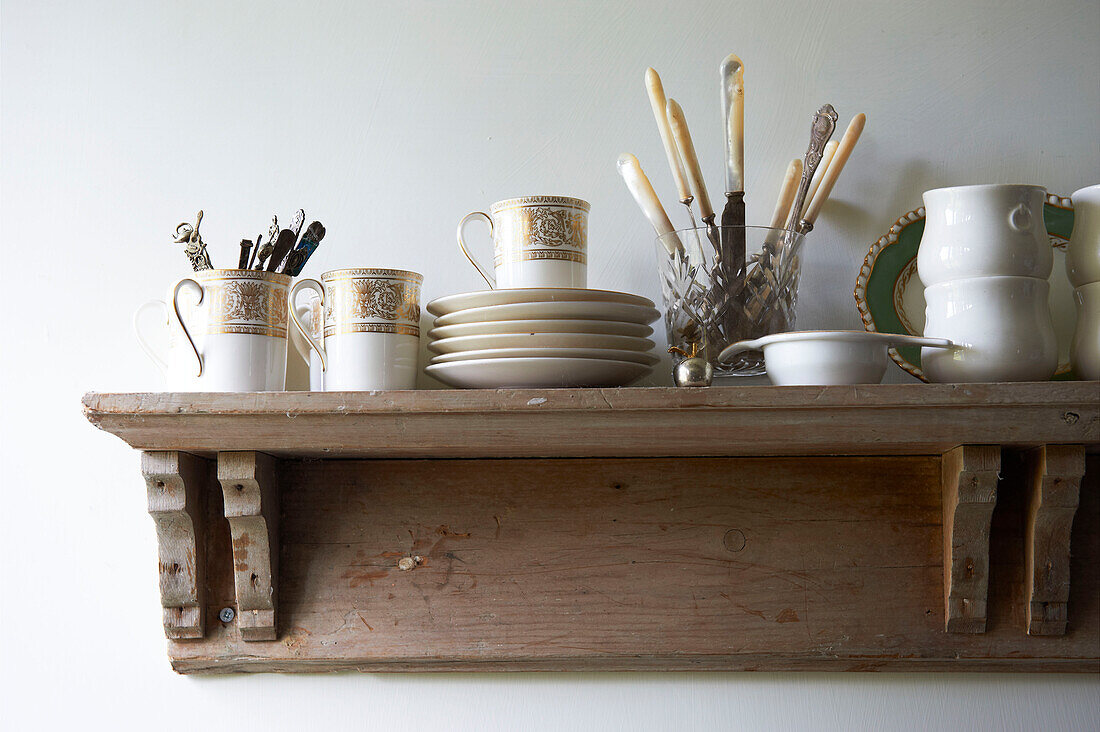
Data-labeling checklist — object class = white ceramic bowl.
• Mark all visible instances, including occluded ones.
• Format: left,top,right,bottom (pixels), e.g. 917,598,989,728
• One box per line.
717,331,953,386
922,275,1058,383
1067,184,1100,288
1071,281,1100,380
918,184,1051,286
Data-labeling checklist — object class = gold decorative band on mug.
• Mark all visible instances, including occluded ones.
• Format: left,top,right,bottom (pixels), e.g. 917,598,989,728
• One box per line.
184,280,290,329
171,323,288,339
191,269,293,286
489,196,590,214
494,249,587,266
323,322,421,337
324,277,422,328
321,268,424,285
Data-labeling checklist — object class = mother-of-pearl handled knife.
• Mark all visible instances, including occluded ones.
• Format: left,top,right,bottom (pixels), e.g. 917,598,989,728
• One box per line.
645,68,692,206
617,153,682,255
665,98,714,222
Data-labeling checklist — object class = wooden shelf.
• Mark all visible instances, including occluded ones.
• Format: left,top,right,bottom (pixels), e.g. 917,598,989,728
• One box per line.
83,384,1100,674
83,382,1097,459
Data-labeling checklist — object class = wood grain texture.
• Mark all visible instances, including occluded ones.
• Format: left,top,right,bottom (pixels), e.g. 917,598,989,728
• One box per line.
141,450,208,639
941,446,1000,633
1024,445,1085,635
81,383,1100,459
217,451,279,641
162,454,1100,673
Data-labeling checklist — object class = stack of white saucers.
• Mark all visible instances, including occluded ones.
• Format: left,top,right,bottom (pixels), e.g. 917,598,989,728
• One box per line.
425,288,661,388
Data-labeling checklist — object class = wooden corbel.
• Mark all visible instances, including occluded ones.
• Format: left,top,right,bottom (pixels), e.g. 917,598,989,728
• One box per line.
941,445,1000,633
217,451,279,641
141,450,209,639
1023,445,1085,636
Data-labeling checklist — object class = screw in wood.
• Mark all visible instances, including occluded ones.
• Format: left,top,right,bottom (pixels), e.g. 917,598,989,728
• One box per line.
219,607,236,623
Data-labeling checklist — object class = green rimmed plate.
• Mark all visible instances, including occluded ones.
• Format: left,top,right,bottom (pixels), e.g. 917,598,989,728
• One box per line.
854,193,1076,381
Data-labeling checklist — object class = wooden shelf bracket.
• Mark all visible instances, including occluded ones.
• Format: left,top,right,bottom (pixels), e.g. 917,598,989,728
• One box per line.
141,450,209,639
1024,445,1086,636
941,445,1001,633
217,451,280,641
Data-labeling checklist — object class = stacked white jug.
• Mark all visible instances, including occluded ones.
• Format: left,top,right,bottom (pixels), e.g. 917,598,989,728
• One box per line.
916,184,1058,382
1066,184,1100,380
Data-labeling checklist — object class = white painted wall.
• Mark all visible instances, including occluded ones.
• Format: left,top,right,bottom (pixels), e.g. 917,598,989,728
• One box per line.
2,0,1098,729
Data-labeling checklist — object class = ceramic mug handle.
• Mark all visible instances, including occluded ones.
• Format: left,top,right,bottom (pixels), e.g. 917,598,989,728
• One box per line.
456,211,497,289
292,305,314,366
172,279,204,377
717,337,765,363
289,279,328,372
133,300,169,376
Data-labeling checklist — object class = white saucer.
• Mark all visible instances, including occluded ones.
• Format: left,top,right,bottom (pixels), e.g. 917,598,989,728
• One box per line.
425,357,651,388
428,318,653,340
427,288,655,316
432,300,661,327
429,347,661,366
429,332,655,355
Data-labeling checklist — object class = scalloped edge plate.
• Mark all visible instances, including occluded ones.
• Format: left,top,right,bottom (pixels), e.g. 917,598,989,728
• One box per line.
427,288,655,317
425,357,651,389
854,193,1076,381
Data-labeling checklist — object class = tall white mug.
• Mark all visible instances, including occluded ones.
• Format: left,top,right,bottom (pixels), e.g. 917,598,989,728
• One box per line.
134,269,291,391
921,275,1057,383
457,195,589,289
290,268,423,391
918,184,1051,286
1067,184,1100,288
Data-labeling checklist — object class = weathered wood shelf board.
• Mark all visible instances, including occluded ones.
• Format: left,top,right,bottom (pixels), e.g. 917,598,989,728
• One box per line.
83,384,1100,674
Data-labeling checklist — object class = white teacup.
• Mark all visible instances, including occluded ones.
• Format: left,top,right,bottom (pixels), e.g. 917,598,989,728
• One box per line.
134,269,291,391
290,268,422,391
457,195,589,288
918,184,1051,286
921,275,1057,383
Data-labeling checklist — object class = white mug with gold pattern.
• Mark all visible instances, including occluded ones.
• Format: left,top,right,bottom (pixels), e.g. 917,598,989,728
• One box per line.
457,195,589,288
134,269,291,391
290,268,423,391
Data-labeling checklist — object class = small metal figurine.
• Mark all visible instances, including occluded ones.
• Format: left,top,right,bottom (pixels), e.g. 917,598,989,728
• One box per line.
668,342,713,387
172,210,213,271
